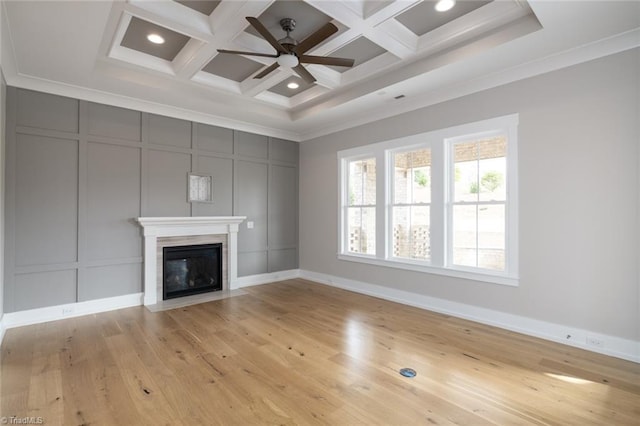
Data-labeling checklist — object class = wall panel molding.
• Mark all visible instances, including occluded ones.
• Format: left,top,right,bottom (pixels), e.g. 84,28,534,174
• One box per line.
4,88,299,313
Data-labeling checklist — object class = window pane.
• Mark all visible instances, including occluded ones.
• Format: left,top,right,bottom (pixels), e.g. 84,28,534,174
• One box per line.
361,207,376,254
411,206,430,260
347,207,363,253
348,158,376,206
394,152,411,204
478,137,507,202
348,161,363,206
392,206,430,260
453,205,477,267
454,142,479,202
478,205,505,270
392,206,410,257
411,149,431,204
347,206,376,255
363,158,376,206
394,149,430,204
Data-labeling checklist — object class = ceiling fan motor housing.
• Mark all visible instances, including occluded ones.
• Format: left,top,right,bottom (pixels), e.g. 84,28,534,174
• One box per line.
279,18,298,51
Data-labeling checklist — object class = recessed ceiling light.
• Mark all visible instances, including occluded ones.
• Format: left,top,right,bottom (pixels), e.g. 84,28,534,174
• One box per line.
287,82,300,89
147,33,165,44
435,0,456,12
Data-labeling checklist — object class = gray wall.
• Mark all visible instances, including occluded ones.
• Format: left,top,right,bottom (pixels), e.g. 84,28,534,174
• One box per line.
300,48,640,341
4,88,298,312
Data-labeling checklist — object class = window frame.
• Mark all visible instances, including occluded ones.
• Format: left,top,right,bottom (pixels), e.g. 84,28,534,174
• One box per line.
387,143,435,264
337,114,519,286
445,129,514,275
339,153,378,258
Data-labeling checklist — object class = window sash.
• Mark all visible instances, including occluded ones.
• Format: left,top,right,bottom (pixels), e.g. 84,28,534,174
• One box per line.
342,156,377,257
446,134,511,275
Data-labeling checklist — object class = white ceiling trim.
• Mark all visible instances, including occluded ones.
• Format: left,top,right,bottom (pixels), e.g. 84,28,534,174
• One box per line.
5,70,301,141
2,1,638,143
3,27,637,144
103,0,534,112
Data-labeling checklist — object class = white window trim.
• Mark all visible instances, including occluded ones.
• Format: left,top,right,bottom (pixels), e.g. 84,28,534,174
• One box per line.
339,152,378,258
337,114,519,287
386,142,437,265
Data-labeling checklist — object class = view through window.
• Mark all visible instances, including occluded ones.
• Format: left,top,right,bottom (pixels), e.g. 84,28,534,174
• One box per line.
346,158,376,255
451,137,507,271
391,148,432,261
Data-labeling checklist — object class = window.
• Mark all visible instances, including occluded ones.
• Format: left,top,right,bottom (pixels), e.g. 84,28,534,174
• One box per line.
391,148,432,261
344,157,376,255
338,115,518,286
449,135,507,271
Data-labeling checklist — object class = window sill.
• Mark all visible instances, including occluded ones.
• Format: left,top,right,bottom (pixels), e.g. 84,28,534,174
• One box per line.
337,253,519,287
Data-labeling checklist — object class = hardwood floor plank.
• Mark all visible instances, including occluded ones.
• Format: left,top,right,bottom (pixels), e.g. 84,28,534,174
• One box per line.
2,279,639,425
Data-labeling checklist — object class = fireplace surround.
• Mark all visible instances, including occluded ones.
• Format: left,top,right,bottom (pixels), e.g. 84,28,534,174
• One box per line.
137,216,246,307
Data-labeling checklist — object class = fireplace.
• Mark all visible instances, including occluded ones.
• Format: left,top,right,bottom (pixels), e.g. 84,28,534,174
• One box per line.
163,243,222,300
136,216,246,307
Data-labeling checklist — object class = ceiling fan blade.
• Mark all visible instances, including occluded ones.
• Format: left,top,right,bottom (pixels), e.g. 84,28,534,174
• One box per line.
246,17,288,54
254,62,280,79
293,64,316,84
299,55,355,67
217,49,279,58
294,22,338,54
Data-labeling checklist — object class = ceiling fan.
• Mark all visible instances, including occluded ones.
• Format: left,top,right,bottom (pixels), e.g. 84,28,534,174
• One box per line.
217,17,355,84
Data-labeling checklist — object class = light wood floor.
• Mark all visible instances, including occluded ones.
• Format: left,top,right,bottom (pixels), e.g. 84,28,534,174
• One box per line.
1,279,639,425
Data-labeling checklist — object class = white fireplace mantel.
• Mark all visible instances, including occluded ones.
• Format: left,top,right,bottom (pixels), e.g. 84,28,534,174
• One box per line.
137,216,246,307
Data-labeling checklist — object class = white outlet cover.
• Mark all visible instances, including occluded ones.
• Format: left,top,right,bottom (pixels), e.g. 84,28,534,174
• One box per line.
247,221,254,229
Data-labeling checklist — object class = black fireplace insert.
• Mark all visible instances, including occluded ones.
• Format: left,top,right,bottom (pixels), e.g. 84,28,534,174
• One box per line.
163,243,222,300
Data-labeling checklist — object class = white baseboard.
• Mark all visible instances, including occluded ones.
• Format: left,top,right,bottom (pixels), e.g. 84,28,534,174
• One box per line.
0,313,5,346
2,293,143,331
0,269,303,346
2,270,637,364
299,270,639,364
234,269,300,288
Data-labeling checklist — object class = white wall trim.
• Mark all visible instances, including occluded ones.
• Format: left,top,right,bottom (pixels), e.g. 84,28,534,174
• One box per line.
299,269,640,364
3,72,302,142
2,270,636,364
235,269,301,288
0,314,5,346
0,270,302,346
298,28,640,141
3,25,638,144
1,292,143,330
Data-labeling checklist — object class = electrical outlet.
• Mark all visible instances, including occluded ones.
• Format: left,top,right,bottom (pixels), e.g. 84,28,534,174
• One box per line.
586,336,604,348
62,307,74,316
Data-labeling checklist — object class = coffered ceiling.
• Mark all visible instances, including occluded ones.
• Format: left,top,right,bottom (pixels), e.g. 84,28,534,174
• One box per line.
1,1,639,141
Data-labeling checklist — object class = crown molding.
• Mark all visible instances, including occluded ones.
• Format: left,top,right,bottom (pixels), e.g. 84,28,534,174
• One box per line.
297,28,640,141
3,71,302,141
2,24,638,143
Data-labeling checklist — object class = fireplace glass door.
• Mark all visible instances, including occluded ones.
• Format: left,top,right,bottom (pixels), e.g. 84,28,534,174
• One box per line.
163,243,222,299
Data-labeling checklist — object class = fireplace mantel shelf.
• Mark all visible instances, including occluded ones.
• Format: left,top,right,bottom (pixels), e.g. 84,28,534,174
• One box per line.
136,216,246,307
137,216,247,236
